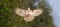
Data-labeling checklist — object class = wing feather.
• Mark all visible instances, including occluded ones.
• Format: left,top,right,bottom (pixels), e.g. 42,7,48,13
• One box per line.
32,9,43,16
15,8,26,17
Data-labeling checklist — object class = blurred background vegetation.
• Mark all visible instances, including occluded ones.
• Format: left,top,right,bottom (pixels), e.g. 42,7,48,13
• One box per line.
0,0,55,27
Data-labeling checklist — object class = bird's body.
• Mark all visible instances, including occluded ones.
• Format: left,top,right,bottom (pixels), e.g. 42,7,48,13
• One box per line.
15,8,43,22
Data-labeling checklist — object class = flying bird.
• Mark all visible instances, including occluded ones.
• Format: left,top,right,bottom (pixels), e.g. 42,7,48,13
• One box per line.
15,8,43,22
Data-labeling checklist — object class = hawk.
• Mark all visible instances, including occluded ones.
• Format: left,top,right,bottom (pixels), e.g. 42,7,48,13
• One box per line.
15,8,43,22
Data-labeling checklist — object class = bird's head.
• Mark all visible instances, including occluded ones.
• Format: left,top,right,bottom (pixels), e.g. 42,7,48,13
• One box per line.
28,8,31,11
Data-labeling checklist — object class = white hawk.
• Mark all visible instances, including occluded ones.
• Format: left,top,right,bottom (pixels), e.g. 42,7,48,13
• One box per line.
15,8,43,22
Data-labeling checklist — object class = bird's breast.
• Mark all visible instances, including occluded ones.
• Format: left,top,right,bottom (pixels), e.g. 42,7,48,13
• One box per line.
24,15,35,22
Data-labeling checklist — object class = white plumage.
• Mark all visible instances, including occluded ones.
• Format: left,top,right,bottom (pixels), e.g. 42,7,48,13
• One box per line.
15,8,43,22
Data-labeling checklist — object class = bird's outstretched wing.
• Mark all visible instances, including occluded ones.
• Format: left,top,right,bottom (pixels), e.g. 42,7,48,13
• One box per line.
32,9,43,16
15,8,26,17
